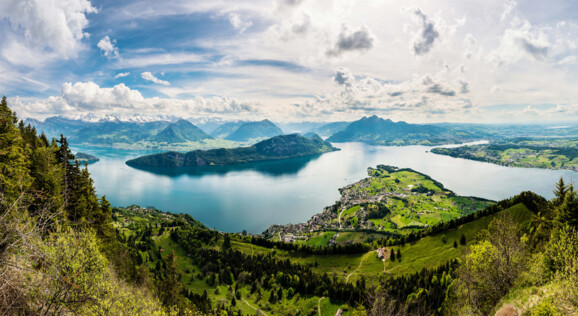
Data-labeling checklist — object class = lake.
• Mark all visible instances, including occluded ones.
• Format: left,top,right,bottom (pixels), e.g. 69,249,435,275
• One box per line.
73,142,577,233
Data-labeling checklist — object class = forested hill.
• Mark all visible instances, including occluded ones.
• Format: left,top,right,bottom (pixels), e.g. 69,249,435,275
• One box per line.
326,115,478,145
126,133,338,168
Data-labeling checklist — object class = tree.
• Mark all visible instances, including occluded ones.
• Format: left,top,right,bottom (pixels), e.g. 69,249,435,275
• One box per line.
453,241,458,248
389,249,396,261
450,214,526,314
553,177,568,207
557,185,578,229
0,96,32,208
396,249,401,262
460,234,467,246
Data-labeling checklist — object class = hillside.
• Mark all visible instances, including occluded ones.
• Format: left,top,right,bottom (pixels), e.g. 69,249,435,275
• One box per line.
148,119,213,143
308,121,350,138
210,121,246,139
432,138,578,171
265,164,493,239
126,133,338,168
326,115,478,145
225,119,283,142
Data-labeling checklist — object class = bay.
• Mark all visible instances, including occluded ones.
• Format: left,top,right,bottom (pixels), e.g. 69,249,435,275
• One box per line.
72,142,577,233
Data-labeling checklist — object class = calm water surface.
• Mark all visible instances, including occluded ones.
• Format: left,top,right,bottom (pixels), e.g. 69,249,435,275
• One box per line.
73,142,578,233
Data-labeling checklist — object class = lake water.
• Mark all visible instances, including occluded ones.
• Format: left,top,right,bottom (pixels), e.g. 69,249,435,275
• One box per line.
73,142,578,233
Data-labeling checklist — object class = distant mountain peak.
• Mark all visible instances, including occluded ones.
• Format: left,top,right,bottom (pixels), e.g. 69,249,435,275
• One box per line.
60,113,181,123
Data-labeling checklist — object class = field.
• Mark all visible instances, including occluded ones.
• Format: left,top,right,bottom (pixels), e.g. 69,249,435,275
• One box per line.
432,138,578,171
328,165,492,233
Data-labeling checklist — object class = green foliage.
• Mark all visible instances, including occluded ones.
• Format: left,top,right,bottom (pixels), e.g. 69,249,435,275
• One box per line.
450,214,526,314
127,133,338,167
556,185,578,229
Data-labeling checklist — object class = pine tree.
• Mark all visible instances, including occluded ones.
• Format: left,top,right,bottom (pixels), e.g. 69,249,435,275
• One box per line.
553,177,568,207
453,241,458,248
396,249,401,262
0,96,32,208
557,185,578,228
389,249,396,261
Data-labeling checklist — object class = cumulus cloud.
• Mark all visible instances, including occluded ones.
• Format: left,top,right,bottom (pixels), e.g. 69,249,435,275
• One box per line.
491,20,551,63
292,69,479,121
97,36,119,58
427,84,455,96
114,72,130,79
333,68,354,86
269,13,312,42
13,82,261,119
408,8,439,55
141,72,170,85
326,25,375,57
517,37,548,60
0,0,97,59
228,13,253,34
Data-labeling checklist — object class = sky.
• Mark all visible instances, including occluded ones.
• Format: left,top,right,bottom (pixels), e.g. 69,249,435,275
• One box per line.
1,0,578,123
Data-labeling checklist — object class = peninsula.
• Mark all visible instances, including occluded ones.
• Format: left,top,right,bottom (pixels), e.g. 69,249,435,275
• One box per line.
125,133,338,167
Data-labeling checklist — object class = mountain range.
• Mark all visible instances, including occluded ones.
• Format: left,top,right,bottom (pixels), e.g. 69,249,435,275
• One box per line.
327,115,479,145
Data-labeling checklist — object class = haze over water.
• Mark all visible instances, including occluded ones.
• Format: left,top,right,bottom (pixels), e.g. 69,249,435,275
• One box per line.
75,142,577,233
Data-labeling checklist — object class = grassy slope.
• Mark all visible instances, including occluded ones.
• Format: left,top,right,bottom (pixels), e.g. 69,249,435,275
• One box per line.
114,201,532,315
432,139,578,170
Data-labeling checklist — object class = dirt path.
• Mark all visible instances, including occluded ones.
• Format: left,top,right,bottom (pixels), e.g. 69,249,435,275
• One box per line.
243,298,268,316
346,250,376,283
318,296,325,316
338,208,345,229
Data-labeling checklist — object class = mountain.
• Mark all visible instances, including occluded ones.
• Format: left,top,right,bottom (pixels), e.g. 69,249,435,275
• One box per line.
75,152,99,164
326,115,477,145
148,119,212,143
126,133,338,167
308,121,351,138
225,119,283,142
209,121,246,139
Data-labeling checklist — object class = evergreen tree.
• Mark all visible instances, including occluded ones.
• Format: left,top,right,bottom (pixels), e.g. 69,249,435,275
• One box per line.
557,185,578,229
460,234,467,246
553,177,568,208
453,241,458,248
389,249,396,261
396,249,401,262
0,96,32,208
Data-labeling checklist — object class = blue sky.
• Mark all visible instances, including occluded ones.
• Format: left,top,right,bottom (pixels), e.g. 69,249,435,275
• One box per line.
1,0,578,123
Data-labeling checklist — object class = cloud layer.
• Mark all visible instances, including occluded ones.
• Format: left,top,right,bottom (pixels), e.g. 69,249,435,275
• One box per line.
2,0,578,123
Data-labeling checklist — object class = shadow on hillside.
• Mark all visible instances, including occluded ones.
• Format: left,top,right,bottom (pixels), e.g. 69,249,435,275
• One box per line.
126,154,323,177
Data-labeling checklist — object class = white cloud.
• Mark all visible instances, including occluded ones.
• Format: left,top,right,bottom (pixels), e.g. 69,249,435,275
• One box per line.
97,36,119,58
118,52,205,68
407,8,440,55
291,68,480,122
0,0,97,60
12,82,262,120
228,13,253,33
114,72,130,79
326,24,375,57
141,72,170,85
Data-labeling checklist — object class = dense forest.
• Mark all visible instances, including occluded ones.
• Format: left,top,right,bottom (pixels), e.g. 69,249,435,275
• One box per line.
1,95,577,315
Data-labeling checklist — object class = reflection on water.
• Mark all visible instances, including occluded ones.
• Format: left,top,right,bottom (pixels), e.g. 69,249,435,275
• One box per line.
128,154,323,177
72,142,578,233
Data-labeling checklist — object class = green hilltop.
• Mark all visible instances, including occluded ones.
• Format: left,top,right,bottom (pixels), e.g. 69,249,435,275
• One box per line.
126,133,338,168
